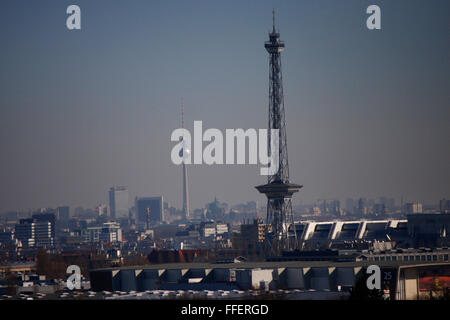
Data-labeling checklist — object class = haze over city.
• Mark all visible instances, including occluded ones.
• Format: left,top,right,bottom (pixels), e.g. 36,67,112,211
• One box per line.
0,0,448,212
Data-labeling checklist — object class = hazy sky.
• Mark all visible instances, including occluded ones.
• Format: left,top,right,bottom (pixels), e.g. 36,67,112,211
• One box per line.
0,0,448,212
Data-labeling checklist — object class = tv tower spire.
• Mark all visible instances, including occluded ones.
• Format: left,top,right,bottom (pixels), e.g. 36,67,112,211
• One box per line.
181,98,190,220
256,11,302,255
272,8,276,33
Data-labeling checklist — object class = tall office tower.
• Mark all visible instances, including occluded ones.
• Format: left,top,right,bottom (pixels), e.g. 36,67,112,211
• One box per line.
57,206,70,221
256,11,302,255
357,198,367,216
109,186,129,220
135,196,164,227
330,200,341,216
180,99,190,219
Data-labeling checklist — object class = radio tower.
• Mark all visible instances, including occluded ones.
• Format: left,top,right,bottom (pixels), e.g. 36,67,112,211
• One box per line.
181,98,190,219
256,10,302,255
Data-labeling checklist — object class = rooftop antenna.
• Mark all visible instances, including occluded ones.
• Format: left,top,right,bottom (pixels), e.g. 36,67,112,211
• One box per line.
272,9,276,33
181,97,185,129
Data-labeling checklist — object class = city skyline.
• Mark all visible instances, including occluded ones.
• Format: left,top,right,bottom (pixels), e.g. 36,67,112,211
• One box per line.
0,2,450,303
0,193,444,216
0,1,449,212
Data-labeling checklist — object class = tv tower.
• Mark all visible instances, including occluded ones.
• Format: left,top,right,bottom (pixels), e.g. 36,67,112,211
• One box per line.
180,98,190,219
256,10,302,255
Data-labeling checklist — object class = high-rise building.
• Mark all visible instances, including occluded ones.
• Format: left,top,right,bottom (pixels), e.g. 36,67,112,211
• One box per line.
135,196,164,227
357,198,367,216
57,206,70,223
405,202,423,214
109,186,129,220
15,219,35,247
32,212,56,240
33,221,54,247
345,198,354,215
14,214,55,247
330,200,341,216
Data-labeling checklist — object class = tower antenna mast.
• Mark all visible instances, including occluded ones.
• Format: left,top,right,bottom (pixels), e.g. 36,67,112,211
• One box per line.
181,98,190,220
256,10,303,256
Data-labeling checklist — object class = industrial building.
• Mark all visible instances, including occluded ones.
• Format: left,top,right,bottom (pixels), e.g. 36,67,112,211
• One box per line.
289,216,449,249
89,250,450,300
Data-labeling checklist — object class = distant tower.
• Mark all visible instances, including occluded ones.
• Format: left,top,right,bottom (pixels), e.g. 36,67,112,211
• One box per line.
180,99,191,219
146,207,151,230
256,10,302,255
108,186,129,220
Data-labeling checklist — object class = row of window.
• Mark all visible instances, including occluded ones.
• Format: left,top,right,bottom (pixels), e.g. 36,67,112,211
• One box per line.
370,254,449,262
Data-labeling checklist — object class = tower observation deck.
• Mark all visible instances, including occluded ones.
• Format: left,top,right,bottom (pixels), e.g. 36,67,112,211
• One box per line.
256,10,302,255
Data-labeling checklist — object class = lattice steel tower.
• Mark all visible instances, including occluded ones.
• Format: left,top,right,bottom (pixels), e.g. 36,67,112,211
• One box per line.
256,10,302,255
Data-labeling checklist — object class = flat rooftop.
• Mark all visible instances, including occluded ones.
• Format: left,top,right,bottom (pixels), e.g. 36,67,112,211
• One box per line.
90,260,431,272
